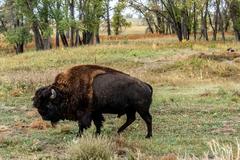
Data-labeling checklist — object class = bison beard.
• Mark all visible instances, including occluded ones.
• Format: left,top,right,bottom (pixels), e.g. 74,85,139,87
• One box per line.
33,65,153,138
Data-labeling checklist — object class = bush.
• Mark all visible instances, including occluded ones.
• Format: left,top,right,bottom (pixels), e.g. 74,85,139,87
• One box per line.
67,134,114,160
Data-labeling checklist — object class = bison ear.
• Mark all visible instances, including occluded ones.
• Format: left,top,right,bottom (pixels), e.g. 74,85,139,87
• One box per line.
50,89,57,99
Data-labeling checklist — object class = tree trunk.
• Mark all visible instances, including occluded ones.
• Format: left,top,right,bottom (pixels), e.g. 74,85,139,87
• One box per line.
32,21,44,50
60,32,69,47
56,28,60,47
75,29,82,46
65,0,70,40
25,0,44,50
16,43,24,54
14,18,24,54
218,1,225,41
42,1,52,50
176,23,183,41
55,1,60,48
181,0,189,40
146,18,154,34
83,31,94,44
106,0,111,35
96,29,100,44
193,2,197,40
70,0,75,47
75,0,83,46
212,0,220,41
204,1,209,41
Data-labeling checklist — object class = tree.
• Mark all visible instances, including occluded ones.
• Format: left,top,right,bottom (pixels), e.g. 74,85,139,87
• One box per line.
1,0,32,54
199,0,209,41
69,0,75,47
112,1,131,35
81,0,105,44
129,1,155,34
5,27,32,54
105,0,111,36
230,0,240,41
49,0,69,47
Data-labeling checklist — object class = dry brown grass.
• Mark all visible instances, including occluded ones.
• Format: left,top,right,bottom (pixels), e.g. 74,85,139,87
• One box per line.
29,118,51,130
178,140,240,160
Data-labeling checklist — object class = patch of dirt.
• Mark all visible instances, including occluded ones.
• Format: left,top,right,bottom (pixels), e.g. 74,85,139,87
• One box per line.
212,121,236,135
200,91,214,97
25,109,38,118
10,88,24,97
14,118,51,130
0,125,10,132
160,154,177,160
29,118,51,130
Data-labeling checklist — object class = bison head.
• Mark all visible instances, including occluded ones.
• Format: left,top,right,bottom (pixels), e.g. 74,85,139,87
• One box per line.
32,86,65,125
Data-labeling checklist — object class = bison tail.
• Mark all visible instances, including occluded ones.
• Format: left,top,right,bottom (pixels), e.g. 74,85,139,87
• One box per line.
145,83,153,97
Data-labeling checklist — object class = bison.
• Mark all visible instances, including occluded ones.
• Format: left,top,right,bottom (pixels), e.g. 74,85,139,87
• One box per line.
32,65,153,138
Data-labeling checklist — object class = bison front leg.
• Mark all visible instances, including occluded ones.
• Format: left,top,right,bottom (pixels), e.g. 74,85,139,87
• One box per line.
77,111,92,137
92,112,105,135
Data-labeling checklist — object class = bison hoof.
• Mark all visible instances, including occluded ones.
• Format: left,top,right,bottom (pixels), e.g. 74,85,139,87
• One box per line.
145,134,152,139
76,133,82,138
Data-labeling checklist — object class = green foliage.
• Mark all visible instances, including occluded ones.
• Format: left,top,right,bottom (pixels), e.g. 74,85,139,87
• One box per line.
82,0,105,33
112,1,131,35
232,1,240,31
41,26,53,38
5,27,32,45
58,19,69,33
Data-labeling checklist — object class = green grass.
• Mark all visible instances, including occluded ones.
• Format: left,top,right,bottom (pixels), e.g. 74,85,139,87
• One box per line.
1,37,240,159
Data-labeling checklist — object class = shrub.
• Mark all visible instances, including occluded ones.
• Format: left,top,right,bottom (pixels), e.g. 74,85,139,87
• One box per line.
67,134,114,160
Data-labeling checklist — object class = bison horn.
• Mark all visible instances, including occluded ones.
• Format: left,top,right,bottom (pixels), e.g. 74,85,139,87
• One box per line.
50,89,57,99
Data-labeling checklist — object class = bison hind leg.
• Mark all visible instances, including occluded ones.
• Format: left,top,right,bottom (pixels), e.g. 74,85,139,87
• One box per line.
117,112,125,118
137,110,152,138
117,110,136,134
92,112,105,135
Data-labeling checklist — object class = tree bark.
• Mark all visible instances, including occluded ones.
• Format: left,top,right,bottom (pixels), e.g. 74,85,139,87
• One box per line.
56,28,60,47
199,0,209,41
83,31,94,45
32,21,44,50
15,19,24,54
42,1,52,50
212,0,220,41
218,0,225,41
25,0,44,50
16,43,24,54
60,32,69,47
55,1,60,48
70,0,75,47
96,31,100,44
75,30,82,46
106,0,111,35
193,2,197,40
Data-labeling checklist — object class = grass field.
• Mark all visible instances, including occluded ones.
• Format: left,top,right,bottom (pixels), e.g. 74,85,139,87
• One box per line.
1,36,240,159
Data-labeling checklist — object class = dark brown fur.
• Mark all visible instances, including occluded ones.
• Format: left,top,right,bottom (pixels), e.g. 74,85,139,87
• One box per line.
51,65,127,120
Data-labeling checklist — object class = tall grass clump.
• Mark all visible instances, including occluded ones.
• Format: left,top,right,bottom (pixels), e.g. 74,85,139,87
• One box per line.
178,139,240,160
67,134,114,160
